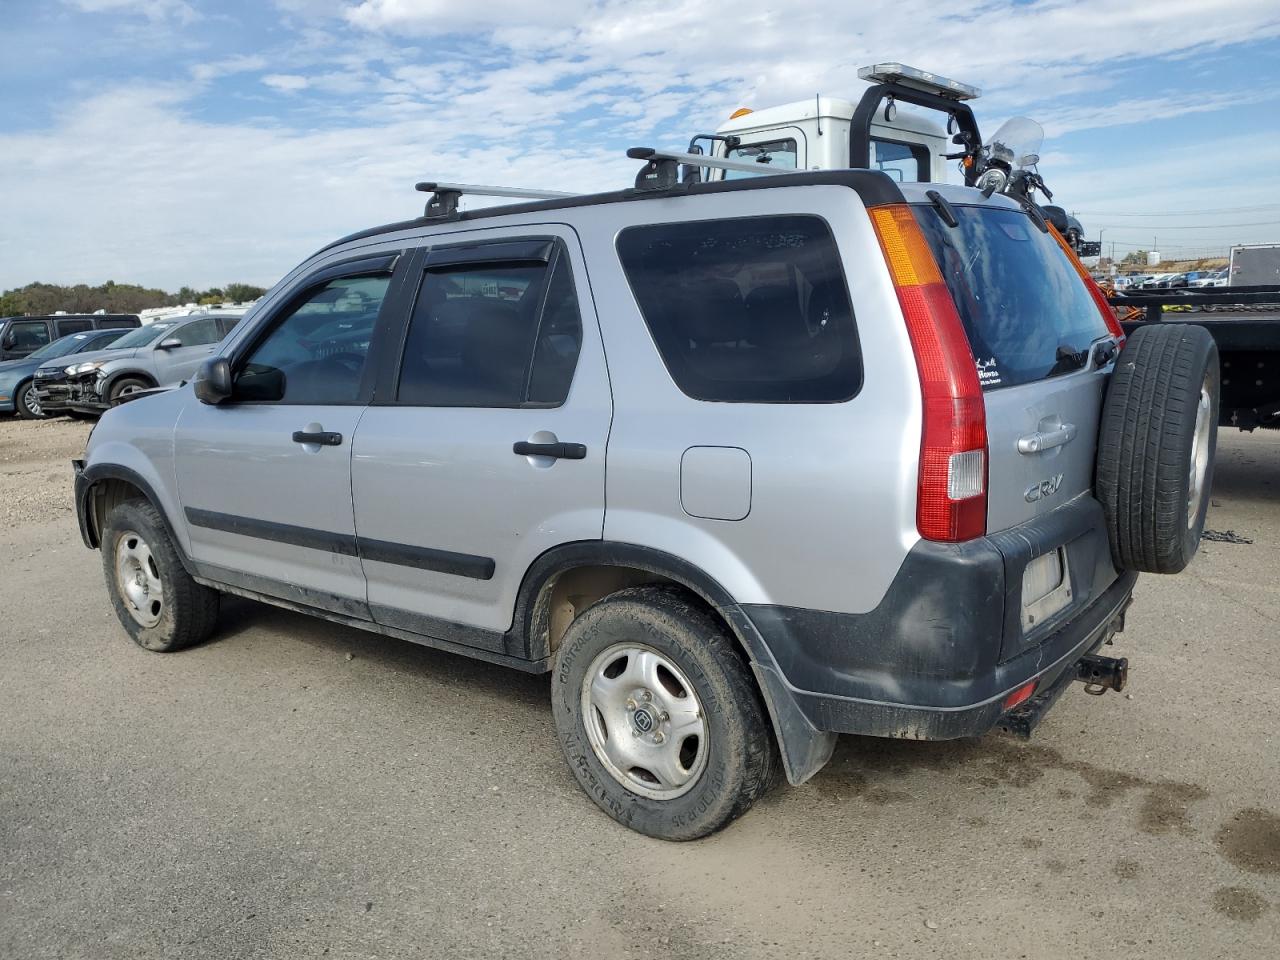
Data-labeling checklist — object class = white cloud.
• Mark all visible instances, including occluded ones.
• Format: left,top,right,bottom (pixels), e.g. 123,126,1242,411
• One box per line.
262,73,312,92
62,0,197,22
6,0,1280,288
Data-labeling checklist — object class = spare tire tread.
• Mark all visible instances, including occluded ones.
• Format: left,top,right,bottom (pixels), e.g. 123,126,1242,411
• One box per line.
1097,323,1218,574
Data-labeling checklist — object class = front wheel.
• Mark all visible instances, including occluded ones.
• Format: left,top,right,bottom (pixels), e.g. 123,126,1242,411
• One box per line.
101,499,220,651
551,586,777,840
15,381,45,419
109,377,152,404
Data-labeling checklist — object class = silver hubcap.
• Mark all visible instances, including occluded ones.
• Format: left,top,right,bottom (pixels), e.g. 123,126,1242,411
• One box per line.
581,644,708,800
1187,381,1212,528
22,388,41,417
115,531,164,628
118,384,144,398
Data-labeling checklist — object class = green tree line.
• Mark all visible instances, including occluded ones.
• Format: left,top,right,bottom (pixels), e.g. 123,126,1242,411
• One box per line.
0,280,267,317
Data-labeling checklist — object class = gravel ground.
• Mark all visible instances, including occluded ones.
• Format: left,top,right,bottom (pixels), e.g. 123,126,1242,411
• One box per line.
1,414,1278,959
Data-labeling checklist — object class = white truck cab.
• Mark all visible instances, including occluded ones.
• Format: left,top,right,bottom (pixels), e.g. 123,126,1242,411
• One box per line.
696,63,981,186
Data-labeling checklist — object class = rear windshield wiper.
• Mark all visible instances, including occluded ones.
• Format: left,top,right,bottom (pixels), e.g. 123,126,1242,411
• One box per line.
1047,344,1090,377
926,189,958,228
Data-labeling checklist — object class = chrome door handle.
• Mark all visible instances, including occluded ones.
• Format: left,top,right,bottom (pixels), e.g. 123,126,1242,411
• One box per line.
1018,423,1076,454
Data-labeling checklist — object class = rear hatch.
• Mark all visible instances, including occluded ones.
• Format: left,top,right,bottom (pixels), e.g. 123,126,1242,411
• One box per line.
910,190,1119,657
911,194,1116,531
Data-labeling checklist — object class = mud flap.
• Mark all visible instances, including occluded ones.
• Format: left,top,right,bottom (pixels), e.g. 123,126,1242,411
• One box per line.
752,661,837,785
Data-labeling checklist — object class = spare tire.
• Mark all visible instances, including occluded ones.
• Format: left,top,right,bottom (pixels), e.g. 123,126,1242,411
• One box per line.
1096,323,1218,574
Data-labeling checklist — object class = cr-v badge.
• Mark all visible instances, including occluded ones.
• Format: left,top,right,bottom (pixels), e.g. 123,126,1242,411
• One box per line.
1025,474,1064,503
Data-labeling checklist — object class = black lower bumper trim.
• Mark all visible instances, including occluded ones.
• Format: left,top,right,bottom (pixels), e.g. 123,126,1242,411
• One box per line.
780,570,1137,741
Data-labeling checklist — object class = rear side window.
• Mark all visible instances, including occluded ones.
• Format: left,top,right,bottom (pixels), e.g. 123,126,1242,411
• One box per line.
396,253,582,407
56,319,94,336
617,216,861,403
914,204,1111,389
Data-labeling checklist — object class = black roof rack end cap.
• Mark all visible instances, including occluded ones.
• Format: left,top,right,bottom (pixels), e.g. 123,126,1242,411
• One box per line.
626,147,656,160
414,182,438,193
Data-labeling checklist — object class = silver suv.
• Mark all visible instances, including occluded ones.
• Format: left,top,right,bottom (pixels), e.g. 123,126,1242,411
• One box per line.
73,171,1219,839
58,313,242,414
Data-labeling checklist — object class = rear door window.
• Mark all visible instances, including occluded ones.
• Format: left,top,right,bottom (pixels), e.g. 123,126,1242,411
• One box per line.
616,215,861,403
395,251,582,407
914,204,1111,389
56,319,94,336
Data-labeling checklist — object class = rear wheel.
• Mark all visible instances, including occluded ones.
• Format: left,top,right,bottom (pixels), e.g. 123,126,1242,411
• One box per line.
551,586,777,840
102,499,220,651
15,382,44,419
1096,323,1219,573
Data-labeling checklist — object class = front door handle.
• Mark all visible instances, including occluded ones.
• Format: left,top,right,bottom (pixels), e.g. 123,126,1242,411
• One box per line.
1017,423,1076,454
293,430,343,446
512,440,587,460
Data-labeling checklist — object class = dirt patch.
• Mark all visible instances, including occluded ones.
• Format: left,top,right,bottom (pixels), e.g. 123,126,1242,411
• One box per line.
1211,886,1268,922
0,417,92,526
1215,808,1280,874
1138,781,1211,836
1113,859,1140,880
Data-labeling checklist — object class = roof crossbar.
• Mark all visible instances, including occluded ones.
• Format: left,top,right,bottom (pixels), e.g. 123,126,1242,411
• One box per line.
414,181,579,218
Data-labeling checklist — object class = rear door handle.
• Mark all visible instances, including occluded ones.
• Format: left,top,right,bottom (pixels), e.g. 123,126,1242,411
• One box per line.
512,441,587,460
1018,423,1076,454
293,430,343,446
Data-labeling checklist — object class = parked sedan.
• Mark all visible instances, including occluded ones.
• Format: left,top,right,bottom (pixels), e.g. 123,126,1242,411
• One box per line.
61,313,242,416
0,328,131,419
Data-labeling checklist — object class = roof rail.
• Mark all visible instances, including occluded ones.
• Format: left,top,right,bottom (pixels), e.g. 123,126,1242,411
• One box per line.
414,181,578,218
627,146,806,190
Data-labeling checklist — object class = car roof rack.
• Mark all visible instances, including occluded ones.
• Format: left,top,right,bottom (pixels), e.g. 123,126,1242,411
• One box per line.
414,181,579,218
627,146,806,190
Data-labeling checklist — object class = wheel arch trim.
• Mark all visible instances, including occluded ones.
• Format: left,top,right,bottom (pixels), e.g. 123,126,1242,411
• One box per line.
510,540,835,784
77,462,196,576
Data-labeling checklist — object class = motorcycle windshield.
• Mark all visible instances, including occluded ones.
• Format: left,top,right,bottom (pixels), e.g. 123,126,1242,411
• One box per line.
987,116,1044,169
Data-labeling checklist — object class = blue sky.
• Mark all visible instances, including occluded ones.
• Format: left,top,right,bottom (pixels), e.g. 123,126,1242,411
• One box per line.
2,0,1280,290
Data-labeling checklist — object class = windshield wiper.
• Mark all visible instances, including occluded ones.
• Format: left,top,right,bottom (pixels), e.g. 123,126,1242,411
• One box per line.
926,189,958,228
1047,344,1090,377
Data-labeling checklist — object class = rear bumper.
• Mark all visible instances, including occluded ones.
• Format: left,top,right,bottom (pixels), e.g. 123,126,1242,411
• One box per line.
744,494,1136,740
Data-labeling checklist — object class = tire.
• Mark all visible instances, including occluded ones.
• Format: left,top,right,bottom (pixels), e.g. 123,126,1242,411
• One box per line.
551,586,777,840
1096,323,1219,574
15,381,45,420
101,498,220,652
109,377,152,404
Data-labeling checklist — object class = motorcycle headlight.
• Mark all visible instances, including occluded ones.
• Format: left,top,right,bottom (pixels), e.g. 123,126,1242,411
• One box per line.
976,167,1008,194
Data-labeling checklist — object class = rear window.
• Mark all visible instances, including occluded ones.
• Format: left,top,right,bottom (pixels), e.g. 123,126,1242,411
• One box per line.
616,215,861,403
914,204,1110,389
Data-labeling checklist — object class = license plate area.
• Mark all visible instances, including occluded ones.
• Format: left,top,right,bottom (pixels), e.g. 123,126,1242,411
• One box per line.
1022,547,1071,632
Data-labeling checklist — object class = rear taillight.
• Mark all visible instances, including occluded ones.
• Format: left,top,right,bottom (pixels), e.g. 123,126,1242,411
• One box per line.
870,204,987,542
1048,224,1126,343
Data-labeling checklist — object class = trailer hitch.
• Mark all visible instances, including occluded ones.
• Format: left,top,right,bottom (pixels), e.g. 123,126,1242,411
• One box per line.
1076,654,1128,695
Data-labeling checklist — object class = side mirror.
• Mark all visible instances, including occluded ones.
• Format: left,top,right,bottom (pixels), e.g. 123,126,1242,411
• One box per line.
0,333,13,350
193,357,232,405
157,337,182,350
1041,204,1071,234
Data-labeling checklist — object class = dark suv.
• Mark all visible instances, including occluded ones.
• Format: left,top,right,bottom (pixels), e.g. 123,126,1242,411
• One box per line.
0,315,139,362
